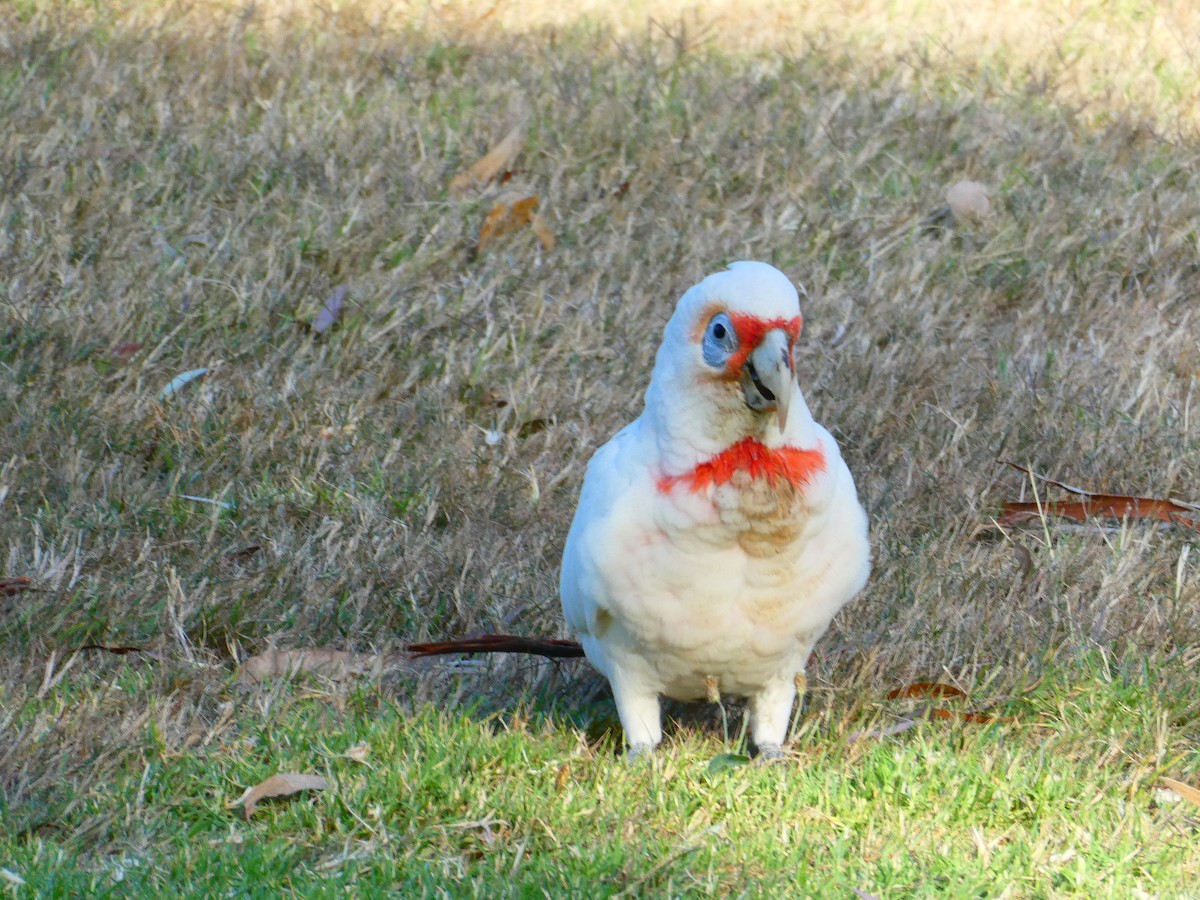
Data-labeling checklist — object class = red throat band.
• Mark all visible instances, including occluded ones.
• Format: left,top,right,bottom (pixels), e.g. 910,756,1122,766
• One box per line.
658,438,826,494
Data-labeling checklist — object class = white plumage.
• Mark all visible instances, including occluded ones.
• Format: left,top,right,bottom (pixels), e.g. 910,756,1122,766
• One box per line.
560,262,870,756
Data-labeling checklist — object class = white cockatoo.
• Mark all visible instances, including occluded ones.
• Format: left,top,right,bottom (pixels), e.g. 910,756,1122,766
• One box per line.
560,261,870,756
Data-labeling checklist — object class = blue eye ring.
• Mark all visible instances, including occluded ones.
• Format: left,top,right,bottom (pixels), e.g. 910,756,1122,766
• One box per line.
702,312,738,367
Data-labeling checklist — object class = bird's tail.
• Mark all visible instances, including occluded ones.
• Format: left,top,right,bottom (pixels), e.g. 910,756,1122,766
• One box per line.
407,634,585,659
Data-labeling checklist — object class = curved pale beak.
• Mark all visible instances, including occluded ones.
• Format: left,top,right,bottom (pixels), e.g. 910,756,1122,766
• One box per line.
740,328,794,429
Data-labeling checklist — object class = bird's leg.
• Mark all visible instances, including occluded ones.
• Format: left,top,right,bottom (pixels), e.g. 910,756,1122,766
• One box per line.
749,677,796,760
704,675,731,745
609,675,662,758
786,671,809,744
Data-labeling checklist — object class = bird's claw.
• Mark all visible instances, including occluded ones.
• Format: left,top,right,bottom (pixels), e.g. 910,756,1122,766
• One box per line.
755,743,788,764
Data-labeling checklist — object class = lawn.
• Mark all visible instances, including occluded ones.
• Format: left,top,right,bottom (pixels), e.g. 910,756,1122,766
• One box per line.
1,1,1198,895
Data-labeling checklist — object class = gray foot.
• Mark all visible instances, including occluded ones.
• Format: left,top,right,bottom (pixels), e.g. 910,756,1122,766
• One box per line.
755,743,787,763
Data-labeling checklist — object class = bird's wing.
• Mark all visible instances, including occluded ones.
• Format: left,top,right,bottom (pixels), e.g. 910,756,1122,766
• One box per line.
559,420,643,638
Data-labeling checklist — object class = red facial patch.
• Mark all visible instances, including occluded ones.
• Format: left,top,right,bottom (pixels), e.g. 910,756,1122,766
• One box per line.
658,438,826,494
724,313,802,373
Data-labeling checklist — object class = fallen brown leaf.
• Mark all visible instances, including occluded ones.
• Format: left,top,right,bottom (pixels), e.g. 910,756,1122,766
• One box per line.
450,124,525,193
530,212,555,251
554,764,571,792
997,461,1199,530
478,195,540,252
230,772,328,819
1157,776,1200,808
999,496,1200,530
886,681,967,700
929,707,1009,725
236,648,380,684
111,341,144,360
407,634,585,659
0,577,33,596
999,460,1200,529
79,644,150,656
856,698,1011,736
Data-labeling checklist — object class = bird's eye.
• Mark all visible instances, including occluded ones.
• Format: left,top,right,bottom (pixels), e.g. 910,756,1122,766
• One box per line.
702,313,737,367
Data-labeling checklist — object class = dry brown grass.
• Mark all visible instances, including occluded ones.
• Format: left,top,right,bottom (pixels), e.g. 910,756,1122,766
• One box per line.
445,0,1200,136
1,0,1199,874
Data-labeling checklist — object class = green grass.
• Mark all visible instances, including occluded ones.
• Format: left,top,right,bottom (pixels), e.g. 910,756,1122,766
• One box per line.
2,0,1199,894
3,654,1198,896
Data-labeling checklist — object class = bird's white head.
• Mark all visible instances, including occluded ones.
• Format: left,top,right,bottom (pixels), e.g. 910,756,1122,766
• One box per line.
643,261,815,462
